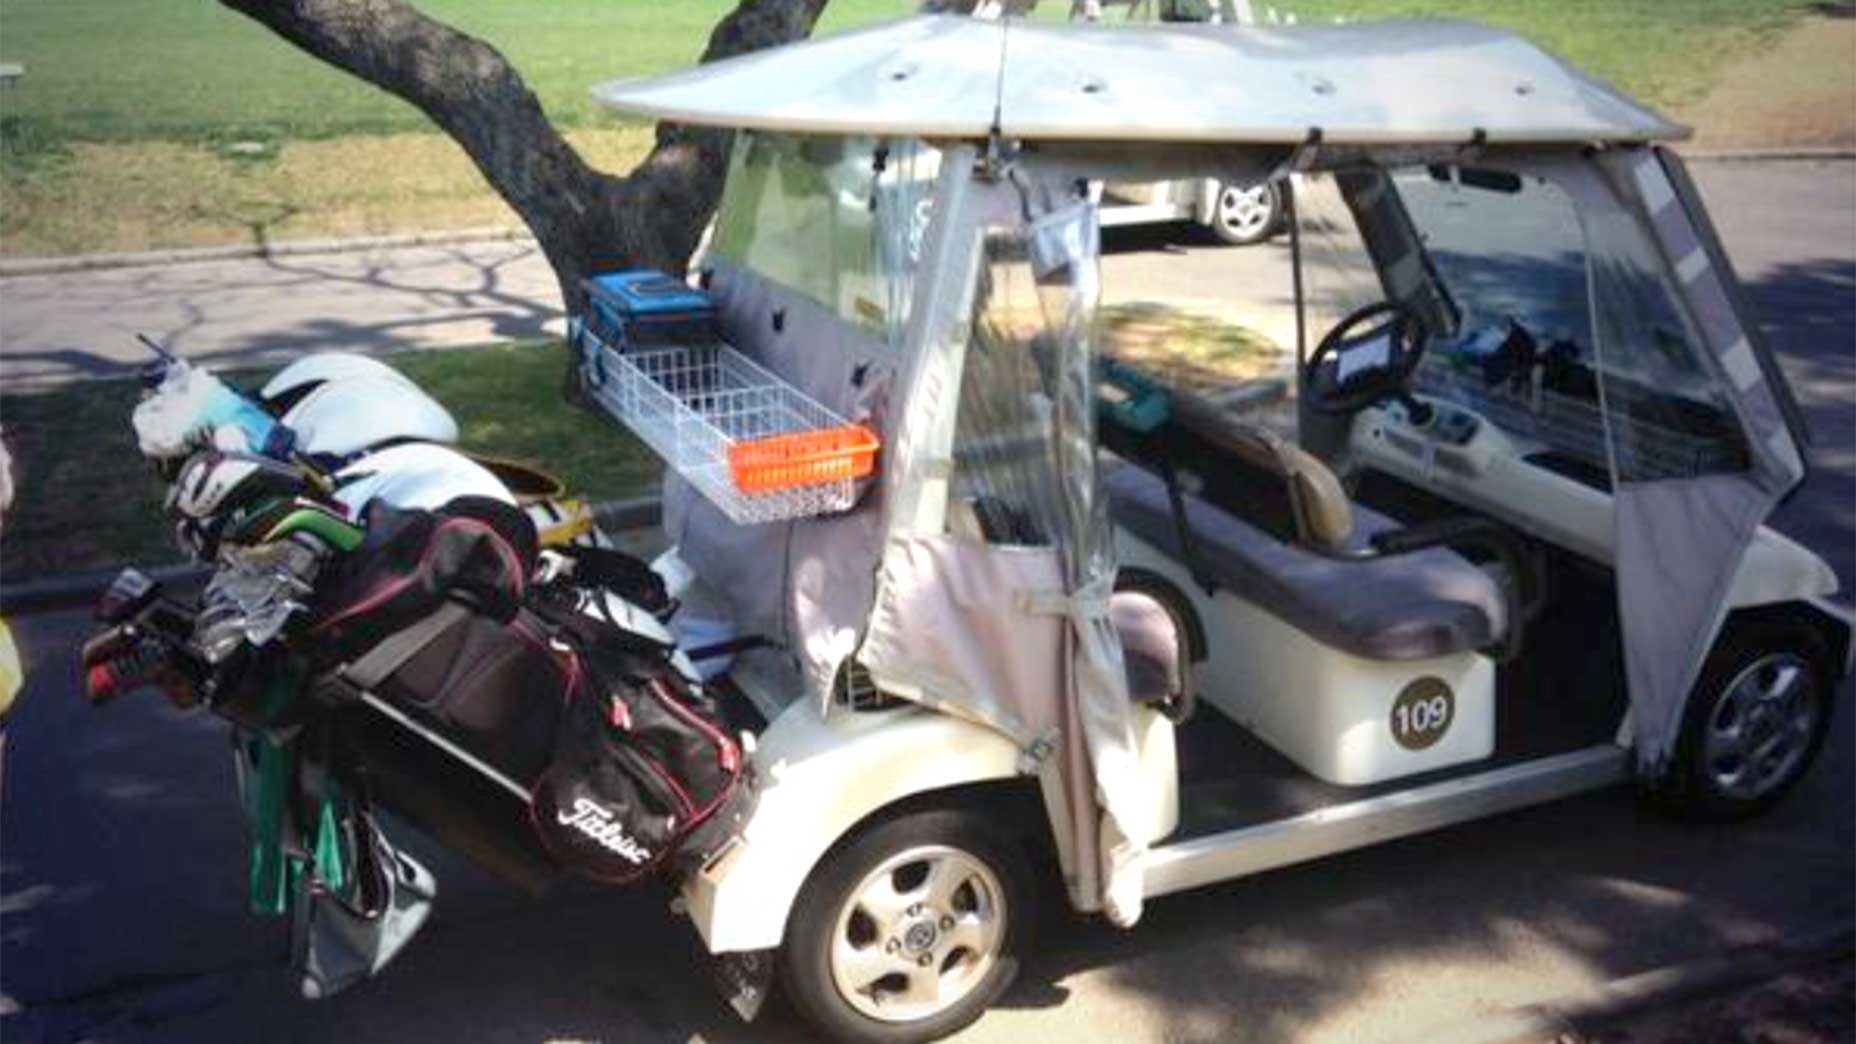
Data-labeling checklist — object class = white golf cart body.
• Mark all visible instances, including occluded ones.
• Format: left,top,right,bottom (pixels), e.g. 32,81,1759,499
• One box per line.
589,12,1850,1009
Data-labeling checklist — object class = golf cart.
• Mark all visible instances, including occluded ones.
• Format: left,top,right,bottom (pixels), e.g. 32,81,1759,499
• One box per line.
577,16,1851,1043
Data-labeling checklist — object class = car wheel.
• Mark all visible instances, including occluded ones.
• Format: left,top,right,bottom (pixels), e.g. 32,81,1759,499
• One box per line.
1665,620,1833,821
1207,180,1280,246
781,808,1030,1044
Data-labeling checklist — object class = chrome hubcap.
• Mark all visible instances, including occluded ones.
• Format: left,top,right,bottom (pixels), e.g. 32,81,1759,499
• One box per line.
1217,183,1273,237
1703,652,1818,800
828,844,1006,1023
903,920,938,952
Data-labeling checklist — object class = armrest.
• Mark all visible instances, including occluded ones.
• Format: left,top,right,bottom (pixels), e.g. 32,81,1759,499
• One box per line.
1367,515,1510,557
1368,515,1535,663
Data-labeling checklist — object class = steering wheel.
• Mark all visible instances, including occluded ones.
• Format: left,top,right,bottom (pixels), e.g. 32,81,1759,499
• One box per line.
1302,301,1431,416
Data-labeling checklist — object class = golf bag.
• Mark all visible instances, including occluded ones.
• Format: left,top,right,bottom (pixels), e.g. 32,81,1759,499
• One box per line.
306,496,748,885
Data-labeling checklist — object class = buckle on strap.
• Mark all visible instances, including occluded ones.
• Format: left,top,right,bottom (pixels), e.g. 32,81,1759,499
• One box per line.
1017,727,1060,775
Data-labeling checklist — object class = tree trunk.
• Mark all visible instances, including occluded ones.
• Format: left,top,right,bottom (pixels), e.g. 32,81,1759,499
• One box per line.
219,0,829,308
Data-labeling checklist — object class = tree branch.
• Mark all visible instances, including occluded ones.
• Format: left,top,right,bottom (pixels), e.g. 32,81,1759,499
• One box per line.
598,0,830,291
219,0,828,303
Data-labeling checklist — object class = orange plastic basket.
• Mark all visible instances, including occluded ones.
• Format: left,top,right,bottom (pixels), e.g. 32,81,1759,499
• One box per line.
727,424,880,493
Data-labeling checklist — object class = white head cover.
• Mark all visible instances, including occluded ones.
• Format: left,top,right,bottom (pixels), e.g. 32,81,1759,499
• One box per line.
260,352,417,404
282,373,460,459
330,442,515,520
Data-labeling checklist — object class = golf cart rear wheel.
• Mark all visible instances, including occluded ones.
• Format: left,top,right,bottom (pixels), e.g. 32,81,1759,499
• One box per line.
1665,619,1832,821
782,808,1030,1044
1207,180,1280,245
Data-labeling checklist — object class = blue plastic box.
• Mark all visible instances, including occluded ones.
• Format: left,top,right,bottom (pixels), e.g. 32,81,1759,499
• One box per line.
579,269,719,353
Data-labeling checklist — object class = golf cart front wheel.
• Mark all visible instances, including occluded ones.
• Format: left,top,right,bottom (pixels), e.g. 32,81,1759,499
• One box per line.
782,808,1030,1044
1665,619,1833,821
1207,180,1281,246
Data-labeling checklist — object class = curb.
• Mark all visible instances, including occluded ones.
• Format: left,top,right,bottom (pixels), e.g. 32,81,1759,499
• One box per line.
0,226,535,279
0,562,210,618
1423,924,1856,1044
0,496,663,617
1,147,1849,277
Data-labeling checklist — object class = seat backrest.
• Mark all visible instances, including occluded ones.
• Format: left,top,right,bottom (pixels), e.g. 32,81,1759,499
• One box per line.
1170,386,1354,553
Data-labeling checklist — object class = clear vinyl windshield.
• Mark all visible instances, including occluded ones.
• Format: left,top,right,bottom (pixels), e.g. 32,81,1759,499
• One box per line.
1300,165,1751,484
707,131,941,352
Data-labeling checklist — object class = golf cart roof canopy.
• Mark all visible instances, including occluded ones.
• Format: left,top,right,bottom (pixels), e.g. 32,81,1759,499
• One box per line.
593,15,1687,147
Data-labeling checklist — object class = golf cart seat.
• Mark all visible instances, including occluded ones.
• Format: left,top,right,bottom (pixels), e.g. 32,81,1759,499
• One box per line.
1104,409,1514,661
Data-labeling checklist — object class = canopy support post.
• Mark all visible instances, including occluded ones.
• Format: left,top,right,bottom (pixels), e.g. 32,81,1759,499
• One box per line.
1286,176,1308,387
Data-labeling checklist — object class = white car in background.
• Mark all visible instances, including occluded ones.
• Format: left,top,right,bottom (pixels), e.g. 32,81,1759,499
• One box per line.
1085,0,1283,245
1097,176,1284,245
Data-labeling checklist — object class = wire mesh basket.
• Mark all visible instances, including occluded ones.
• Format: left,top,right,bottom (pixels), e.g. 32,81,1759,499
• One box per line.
1415,359,1746,480
582,335,875,525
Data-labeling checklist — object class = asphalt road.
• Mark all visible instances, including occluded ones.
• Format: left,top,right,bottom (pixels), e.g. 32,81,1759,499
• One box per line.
0,239,568,388
2,159,1852,1043
0,227,1295,389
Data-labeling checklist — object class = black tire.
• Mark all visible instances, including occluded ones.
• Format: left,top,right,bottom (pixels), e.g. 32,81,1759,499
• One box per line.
781,808,1032,1044
1663,619,1834,821
1206,179,1281,246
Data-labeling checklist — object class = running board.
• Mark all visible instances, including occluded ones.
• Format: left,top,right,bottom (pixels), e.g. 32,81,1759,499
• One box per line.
1143,745,1631,898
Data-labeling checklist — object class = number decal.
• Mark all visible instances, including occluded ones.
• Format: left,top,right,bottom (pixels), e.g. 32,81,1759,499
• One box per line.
1390,677,1454,751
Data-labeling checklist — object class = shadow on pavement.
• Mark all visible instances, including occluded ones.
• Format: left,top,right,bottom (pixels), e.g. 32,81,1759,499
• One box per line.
1749,258,1856,597
0,242,560,386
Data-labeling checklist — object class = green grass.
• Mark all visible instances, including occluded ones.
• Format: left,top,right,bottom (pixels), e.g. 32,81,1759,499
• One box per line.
0,0,1804,149
1282,0,1802,110
1,376,169,577
0,1,1817,257
0,342,660,580
386,341,660,498
0,0,915,145
1100,302,1281,393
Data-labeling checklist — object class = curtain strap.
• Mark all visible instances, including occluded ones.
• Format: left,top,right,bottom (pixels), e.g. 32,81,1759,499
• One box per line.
1015,585,1111,619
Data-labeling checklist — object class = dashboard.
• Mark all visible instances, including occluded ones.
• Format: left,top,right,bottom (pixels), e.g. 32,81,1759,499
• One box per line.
1349,393,1839,609
1350,396,1615,564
